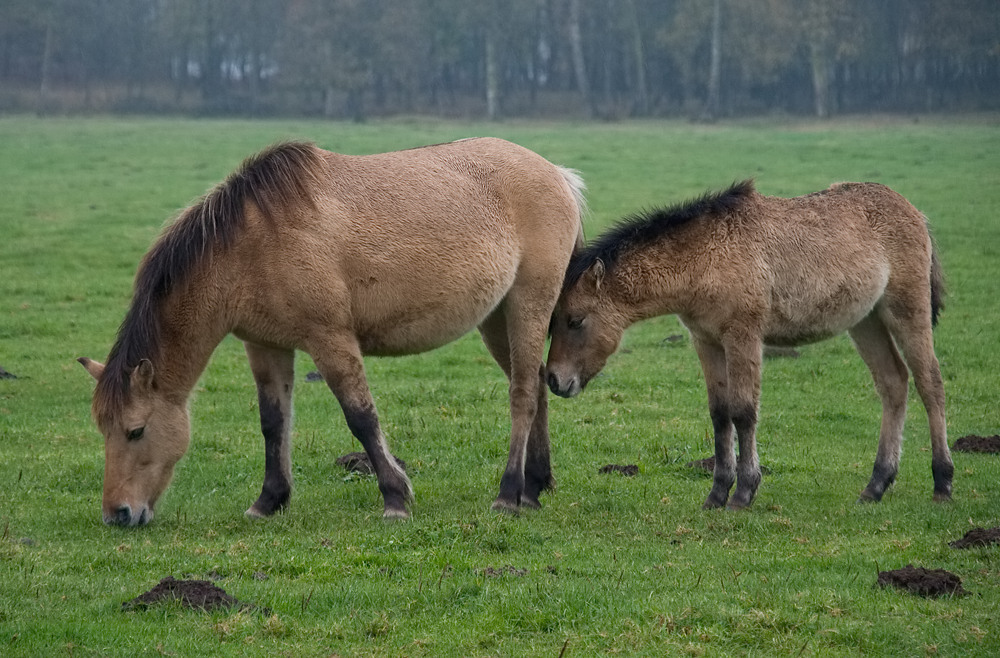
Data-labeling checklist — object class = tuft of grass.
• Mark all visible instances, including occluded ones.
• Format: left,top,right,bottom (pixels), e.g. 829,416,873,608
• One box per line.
1,115,998,656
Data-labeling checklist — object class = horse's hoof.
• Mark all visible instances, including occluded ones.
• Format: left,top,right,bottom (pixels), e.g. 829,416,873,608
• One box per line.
244,506,270,519
726,499,752,511
701,498,725,510
932,491,952,503
520,496,542,510
491,498,520,515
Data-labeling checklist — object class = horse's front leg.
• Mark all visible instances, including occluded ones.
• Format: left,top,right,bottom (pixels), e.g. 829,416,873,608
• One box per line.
311,338,413,519
691,335,736,509
725,339,763,510
244,342,296,518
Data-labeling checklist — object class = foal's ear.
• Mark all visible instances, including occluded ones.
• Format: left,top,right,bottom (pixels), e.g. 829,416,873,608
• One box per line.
77,357,105,381
582,259,605,292
130,359,156,393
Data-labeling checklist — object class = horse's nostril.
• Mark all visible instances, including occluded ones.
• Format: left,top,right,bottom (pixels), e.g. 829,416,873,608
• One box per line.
547,372,560,392
112,505,132,526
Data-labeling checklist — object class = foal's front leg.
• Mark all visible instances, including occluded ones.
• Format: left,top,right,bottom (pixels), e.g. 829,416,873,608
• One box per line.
691,335,736,509
244,342,296,518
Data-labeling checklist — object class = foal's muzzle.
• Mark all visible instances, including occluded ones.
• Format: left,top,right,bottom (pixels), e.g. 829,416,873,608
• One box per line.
547,371,583,398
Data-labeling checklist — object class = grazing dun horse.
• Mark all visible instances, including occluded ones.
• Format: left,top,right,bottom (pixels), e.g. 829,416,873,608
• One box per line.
547,180,952,509
79,138,585,526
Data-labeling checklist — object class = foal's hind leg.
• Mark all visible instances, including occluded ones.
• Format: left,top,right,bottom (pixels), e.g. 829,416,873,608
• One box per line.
884,306,953,501
244,342,296,518
479,309,553,510
849,314,909,502
309,337,413,519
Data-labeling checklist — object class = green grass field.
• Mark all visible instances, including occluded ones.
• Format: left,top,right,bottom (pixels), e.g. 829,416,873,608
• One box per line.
1,115,999,656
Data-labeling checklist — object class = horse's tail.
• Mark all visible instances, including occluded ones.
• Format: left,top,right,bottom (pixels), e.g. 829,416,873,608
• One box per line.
557,166,587,249
930,245,945,327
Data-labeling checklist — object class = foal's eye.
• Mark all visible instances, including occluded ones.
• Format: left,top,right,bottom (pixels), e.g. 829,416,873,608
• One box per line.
567,317,584,330
126,427,145,441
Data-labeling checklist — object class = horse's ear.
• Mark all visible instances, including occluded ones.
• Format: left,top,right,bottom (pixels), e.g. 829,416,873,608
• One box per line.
77,357,105,381
583,258,605,292
131,359,155,393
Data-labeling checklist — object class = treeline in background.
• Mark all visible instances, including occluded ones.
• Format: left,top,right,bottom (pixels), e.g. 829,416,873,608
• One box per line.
2,0,998,120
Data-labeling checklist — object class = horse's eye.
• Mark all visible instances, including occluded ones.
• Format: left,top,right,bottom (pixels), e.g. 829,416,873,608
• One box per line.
567,317,584,330
126,427,145,441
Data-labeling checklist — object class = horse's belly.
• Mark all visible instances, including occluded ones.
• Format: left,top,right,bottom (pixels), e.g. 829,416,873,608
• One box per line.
353,269,516,356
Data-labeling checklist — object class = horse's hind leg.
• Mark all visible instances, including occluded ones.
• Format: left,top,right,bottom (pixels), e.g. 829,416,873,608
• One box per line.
849,314,909,502
479,309,553,510
690,334,737,509
244,342,296,518
884,306,953,501
309,337,413,519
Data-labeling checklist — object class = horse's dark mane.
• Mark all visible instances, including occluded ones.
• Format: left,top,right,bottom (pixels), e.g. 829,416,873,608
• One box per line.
564,179,755,290
93,141,322,426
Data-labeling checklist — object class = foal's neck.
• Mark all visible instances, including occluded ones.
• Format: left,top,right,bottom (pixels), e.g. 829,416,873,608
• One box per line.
612,242,691,325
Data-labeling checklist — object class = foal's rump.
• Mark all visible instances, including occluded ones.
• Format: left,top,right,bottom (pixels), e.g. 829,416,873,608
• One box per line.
758,182,933,346
231,137,583,356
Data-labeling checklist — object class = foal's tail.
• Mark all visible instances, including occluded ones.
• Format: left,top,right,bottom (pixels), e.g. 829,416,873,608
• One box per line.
558,166,588,250
930,246,945,327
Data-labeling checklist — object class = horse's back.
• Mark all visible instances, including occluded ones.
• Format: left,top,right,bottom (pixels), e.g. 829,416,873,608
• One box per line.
231,138,582,355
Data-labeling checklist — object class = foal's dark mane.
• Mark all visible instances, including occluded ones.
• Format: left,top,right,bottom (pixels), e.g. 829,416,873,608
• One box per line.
93,141,322,426
563,179,755,290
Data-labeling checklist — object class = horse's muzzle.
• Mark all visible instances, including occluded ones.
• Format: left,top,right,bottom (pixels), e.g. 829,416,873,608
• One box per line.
104,504,151,527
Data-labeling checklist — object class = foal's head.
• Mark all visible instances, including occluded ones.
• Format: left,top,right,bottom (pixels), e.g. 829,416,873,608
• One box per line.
79,357,190,526
547,259,630,398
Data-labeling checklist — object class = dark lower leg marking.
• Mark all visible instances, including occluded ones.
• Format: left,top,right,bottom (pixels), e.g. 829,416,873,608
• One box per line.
932,458,954,501
729,404,761,510
250,393,291,516
342,403,412,516
860,460,897,502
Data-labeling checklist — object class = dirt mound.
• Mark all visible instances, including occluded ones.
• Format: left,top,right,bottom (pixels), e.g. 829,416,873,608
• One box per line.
952,434,1000,453
122,576,263,612
877,565,967,598
949,526,1000,549
336,451,407,475
0,365,16,379
478,565,528,578
598,464,638,476
687,457,715,471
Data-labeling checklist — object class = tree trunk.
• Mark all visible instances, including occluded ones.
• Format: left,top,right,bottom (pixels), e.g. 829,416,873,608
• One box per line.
567,0,594,117
485,32,499,120
626,0,648,116
702,0,722,122
810,42,830,118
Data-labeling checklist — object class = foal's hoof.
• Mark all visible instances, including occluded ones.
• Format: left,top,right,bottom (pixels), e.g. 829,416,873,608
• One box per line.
244,505,274,520
857,488,883,503
932,491,953,503
383,507,410,521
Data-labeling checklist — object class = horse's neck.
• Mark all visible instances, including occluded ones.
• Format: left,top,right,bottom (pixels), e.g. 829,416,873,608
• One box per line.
154,279,230,398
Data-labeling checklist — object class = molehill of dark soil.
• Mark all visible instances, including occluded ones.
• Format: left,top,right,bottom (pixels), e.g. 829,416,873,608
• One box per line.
337,451,407,475
687,456,715,471
949,526,1000,549
122,576,264,613
877,565,967,598
952,434,1000,453
598,464,638,476
478,565,529,578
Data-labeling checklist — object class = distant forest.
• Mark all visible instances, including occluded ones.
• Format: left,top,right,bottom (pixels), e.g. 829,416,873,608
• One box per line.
2,0,998,120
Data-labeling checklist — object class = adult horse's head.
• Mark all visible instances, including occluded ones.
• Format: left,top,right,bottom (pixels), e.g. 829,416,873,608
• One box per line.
547,258,630,398
79,357,190,526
